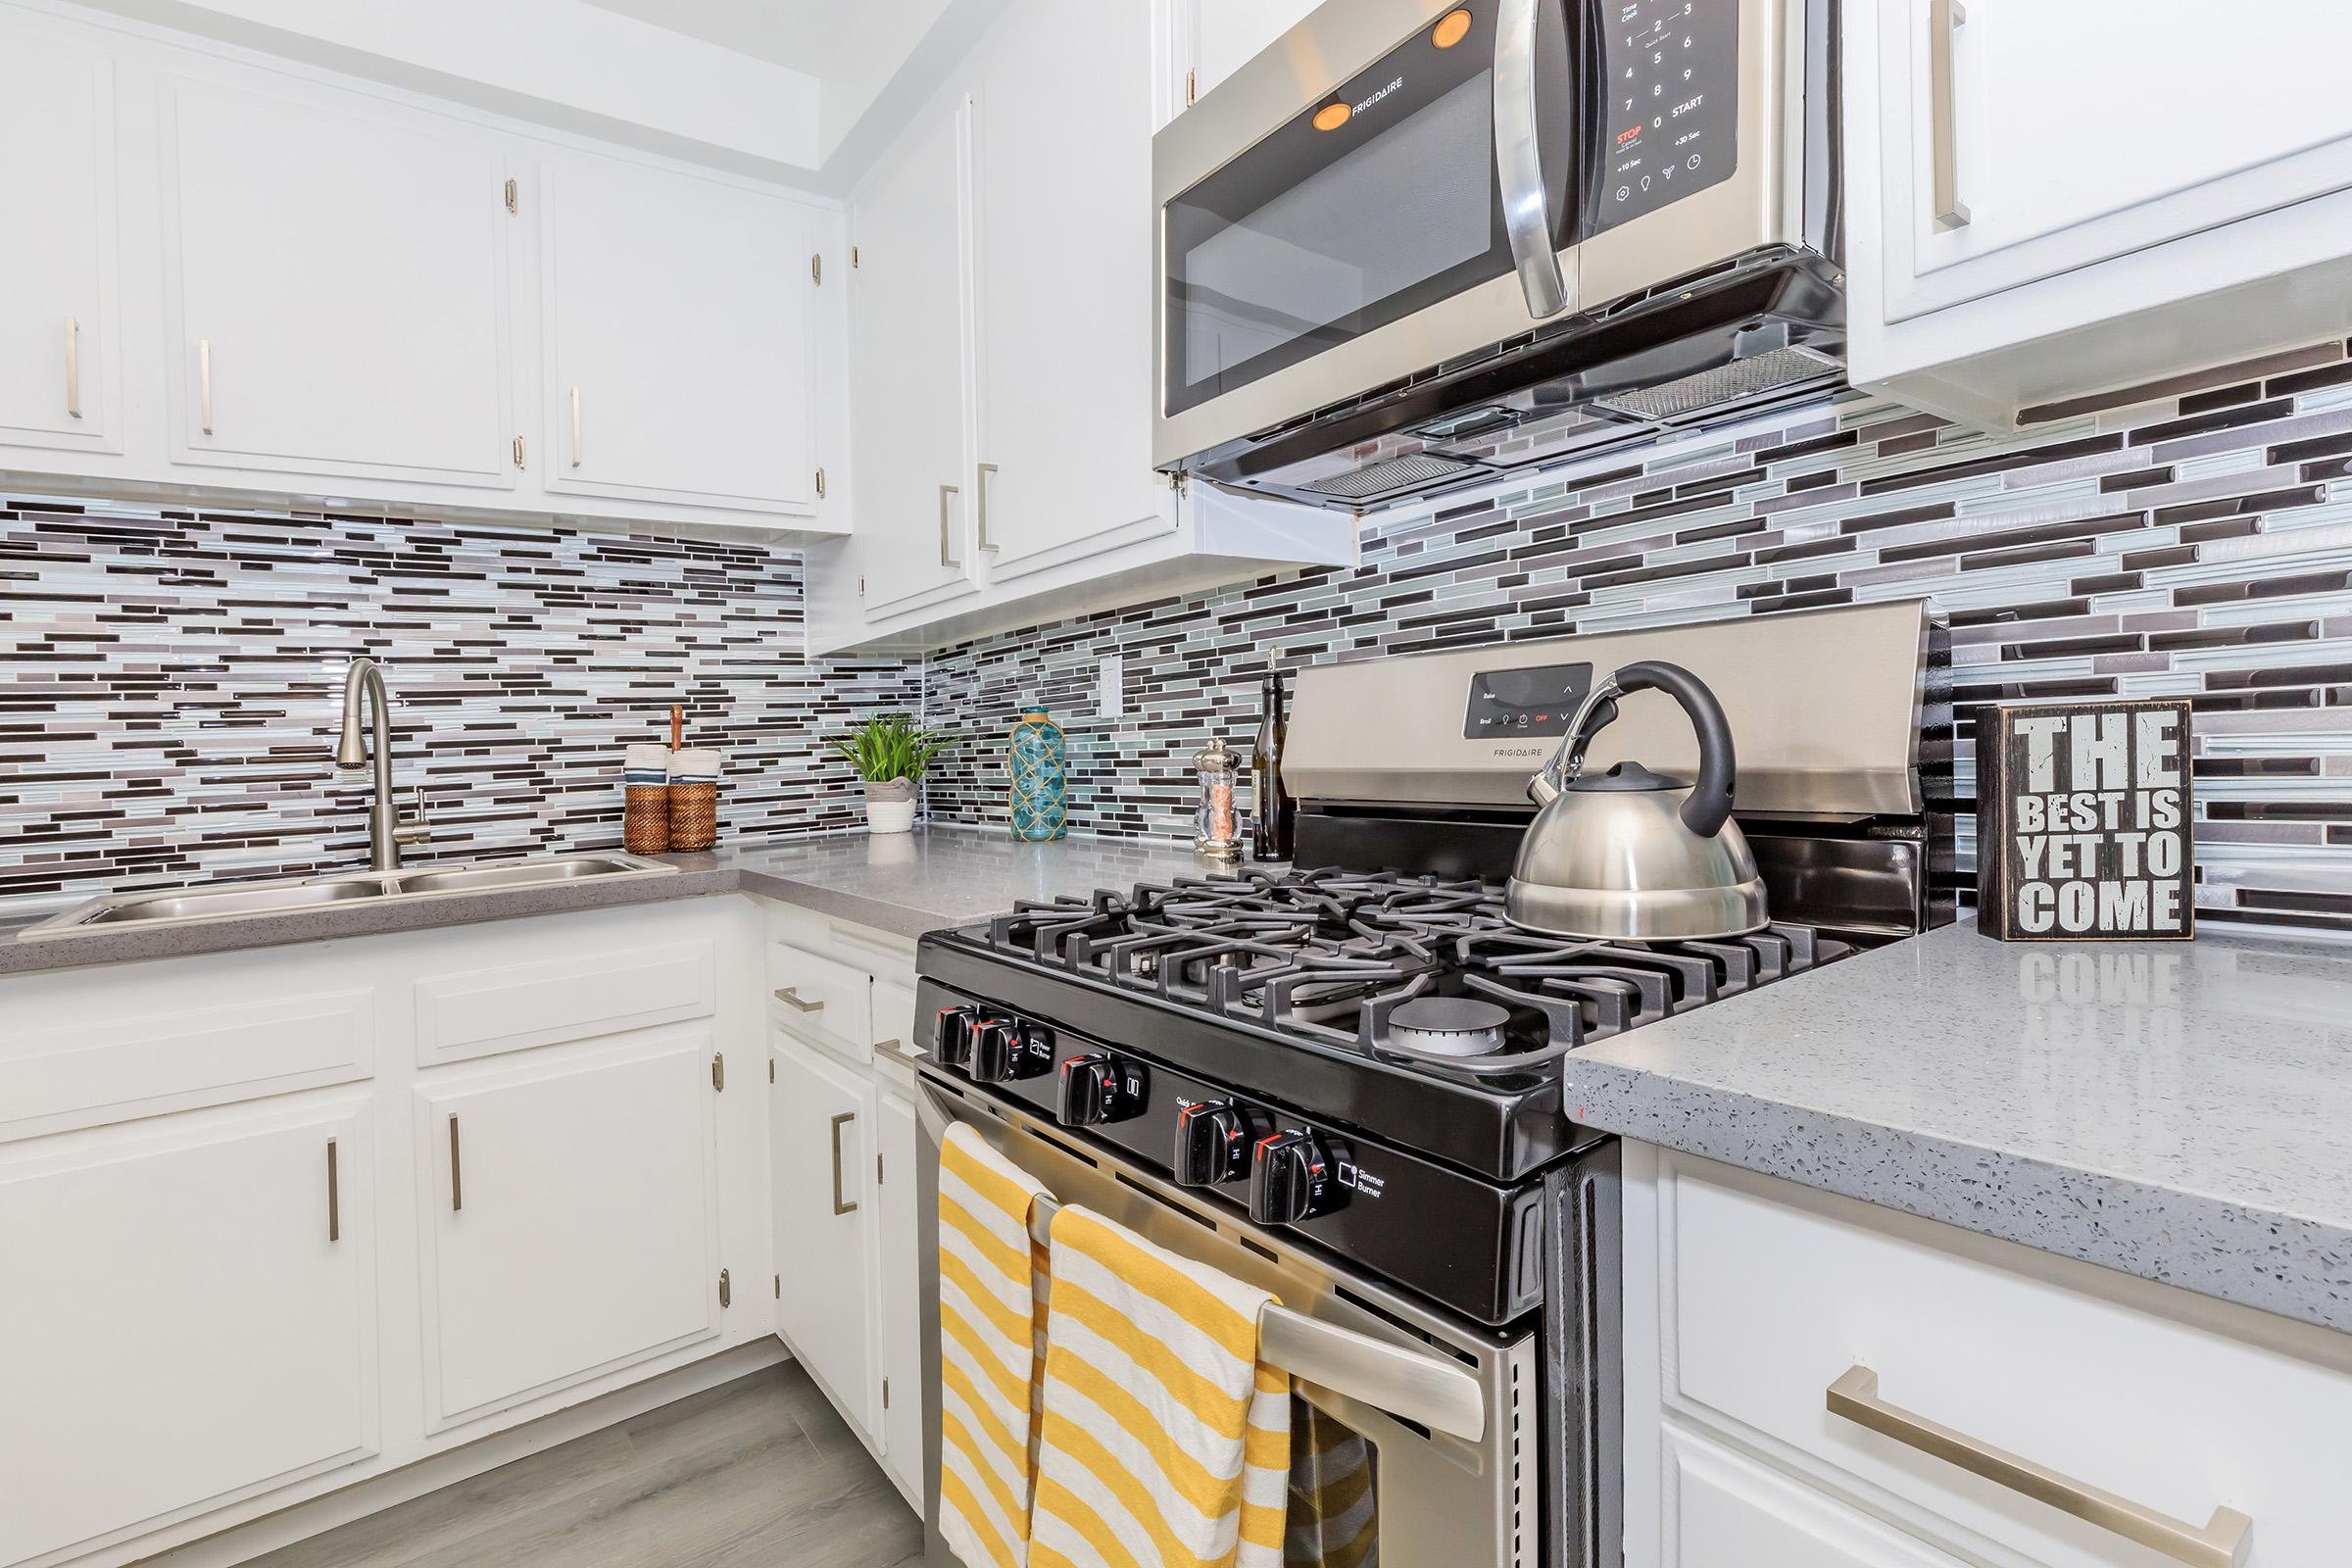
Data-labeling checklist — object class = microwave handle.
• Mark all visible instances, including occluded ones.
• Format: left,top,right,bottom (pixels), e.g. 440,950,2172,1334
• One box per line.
1495,0,1570,318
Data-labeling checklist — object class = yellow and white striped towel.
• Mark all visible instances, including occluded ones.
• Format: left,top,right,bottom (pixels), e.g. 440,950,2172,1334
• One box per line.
1028,1203,1290,1568
937,1123,1054,1568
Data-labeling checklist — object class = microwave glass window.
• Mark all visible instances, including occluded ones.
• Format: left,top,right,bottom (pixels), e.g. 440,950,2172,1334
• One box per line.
1163,0,1560,418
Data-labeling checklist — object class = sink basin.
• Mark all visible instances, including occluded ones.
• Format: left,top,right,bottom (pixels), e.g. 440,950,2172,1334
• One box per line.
17,854,678,941
388,857,660,896
74,878,388,927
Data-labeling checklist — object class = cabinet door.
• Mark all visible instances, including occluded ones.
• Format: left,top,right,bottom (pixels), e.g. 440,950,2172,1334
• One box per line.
416,1031,720,1430
163,75,513,485
541,153,814,513
1876,0,2352,320
1653,1426,1965,1568
850,94,980,617
874,1083,924,1500
0,1100,373,1566
770,1034,878,1436
0,21,118,454
972,0,1167,582
1184,0,1324,110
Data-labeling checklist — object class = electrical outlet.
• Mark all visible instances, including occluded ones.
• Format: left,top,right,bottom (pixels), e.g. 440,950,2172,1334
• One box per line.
1099,654,1124,719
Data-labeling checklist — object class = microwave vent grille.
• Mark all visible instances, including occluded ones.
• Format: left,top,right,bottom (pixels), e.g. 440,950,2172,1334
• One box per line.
1589,345,1840,422
1298,453,1481,501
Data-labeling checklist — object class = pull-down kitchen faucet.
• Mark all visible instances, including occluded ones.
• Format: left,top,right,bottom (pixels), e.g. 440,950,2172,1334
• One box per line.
335,657,432,871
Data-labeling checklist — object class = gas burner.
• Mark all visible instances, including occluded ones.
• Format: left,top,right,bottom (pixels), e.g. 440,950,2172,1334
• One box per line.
1387,996,1510,1056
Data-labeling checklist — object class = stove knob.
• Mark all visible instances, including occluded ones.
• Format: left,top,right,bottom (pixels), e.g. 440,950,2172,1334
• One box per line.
1249,1131,1344,1226
932,1006,978,1069
971,1019,1054,1083
1172,1101,1258,1187
1056,1053,1145,1127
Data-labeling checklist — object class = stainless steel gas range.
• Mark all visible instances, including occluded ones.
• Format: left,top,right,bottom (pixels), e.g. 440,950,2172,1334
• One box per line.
912,600,1951,1568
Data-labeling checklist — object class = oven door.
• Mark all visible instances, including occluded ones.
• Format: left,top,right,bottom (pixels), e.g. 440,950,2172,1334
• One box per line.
915,1070,1540,1568
1152,0,1581,470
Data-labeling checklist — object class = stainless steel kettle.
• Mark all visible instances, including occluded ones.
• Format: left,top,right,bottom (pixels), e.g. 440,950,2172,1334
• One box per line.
1503,660,1768,941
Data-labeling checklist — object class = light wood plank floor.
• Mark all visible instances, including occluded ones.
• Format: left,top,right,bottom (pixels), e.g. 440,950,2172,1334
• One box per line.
236,1364,923,1568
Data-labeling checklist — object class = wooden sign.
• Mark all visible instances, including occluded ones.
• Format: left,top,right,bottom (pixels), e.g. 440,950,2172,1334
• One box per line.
1976,699,2194,942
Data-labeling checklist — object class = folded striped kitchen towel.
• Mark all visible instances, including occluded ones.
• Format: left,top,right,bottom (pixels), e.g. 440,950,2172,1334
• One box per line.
622,743,670,785
1029,1204,1290,1568
937,1123,1053,1568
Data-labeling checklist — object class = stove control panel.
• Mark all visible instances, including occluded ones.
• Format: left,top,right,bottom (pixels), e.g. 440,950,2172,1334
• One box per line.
1249,1130,1348,1226
1056,1053,1149,1128
1171,1100,1267,1187
971,1018,1055,1084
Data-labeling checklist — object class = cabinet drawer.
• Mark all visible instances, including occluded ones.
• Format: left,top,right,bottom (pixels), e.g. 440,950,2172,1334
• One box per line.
870,977,917,1058
1650,1148,2344,1568
766,940,872,1060
413,942,715,1066
0,989,373,1142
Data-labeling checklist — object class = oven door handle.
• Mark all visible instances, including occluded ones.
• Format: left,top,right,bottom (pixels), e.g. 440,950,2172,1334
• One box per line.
916,1081,1487,1443
1495,0,1570,319
1261,1305,1487,1442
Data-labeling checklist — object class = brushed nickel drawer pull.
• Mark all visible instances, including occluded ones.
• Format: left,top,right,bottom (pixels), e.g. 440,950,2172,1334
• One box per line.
1827,1366,2250,1568
976,462,999,553
65,317,81,418
939,482,961,568
873,1038,904,1053
1929,0,1972,230
325,1138,340,1243
829,1110,858,1215
448,1113,464,1212
198,338,214,433
569,385,582,467
775,986,823,1013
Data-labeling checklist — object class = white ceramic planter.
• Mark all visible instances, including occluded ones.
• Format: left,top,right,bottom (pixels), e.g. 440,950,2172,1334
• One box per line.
863,778,918,835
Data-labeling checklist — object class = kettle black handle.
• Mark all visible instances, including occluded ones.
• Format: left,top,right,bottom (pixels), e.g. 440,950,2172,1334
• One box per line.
1610,661,1739,838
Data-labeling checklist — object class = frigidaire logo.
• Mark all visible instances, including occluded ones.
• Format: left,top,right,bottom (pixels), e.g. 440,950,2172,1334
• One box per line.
1493,746,1545,759
1355,76,1404,116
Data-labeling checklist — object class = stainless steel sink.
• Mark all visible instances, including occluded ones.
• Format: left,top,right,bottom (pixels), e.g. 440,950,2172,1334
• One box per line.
17,854,678,941
388,857,656,896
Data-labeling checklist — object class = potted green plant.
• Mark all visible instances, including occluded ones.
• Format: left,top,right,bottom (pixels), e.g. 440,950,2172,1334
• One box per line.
828,712,955,834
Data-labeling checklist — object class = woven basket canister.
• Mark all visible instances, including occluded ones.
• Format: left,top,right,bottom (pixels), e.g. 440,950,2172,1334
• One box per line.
623,784,670,854
668,781,717,852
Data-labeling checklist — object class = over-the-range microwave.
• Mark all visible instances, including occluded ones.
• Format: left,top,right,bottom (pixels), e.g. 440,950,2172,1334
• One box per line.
1152,0,1840,513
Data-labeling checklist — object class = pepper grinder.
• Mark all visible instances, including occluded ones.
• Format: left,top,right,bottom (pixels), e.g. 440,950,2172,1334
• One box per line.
1192,737,1244,861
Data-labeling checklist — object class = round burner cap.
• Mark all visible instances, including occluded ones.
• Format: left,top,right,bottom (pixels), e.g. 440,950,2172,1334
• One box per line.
1389,996,1511,1056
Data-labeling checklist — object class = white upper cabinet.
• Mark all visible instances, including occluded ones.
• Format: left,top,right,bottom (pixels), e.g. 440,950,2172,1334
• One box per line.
0,1098,374,1567
1168,0,1326,122
0,20,119,456
163,74,514,486
1845,0,2352,425
540,152,815,514
849,93,981,618
970,0,1166,581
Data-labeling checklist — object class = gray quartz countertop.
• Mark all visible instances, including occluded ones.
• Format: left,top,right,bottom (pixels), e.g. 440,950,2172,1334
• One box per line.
0,825,1220,976
1565,919,2352,1335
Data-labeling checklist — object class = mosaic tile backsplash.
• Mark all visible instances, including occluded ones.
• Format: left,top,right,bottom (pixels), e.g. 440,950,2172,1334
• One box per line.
922,337,2352,937
1,500,917,904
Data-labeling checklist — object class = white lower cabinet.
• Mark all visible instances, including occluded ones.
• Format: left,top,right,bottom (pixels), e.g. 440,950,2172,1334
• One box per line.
0,1096,375,1567
414,1028,723,1431
769,1031,878,1435
1624,1142,2351,1568
874,1079,925,1501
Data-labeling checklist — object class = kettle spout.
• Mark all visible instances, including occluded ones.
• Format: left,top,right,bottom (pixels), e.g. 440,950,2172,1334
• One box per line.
1526,770,1561,808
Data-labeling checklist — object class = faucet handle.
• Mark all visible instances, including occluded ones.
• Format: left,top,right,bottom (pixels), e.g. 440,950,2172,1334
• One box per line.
395,785,435,848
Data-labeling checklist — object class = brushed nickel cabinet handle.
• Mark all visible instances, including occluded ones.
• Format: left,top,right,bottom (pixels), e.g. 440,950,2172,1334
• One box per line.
976,462,1000,553
448,1113,464,1212
65,317,80,419
325,1138,340,1243
829,1110,858,1215
775,986,823,1013
198,338,213,433
873,1038,904,1053
938,483,962,569
569,385,582,467
1827,1366,2250,1568
1929,0,1972,230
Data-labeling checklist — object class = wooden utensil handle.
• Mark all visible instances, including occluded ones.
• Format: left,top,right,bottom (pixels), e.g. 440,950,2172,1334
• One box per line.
670,704,683,751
